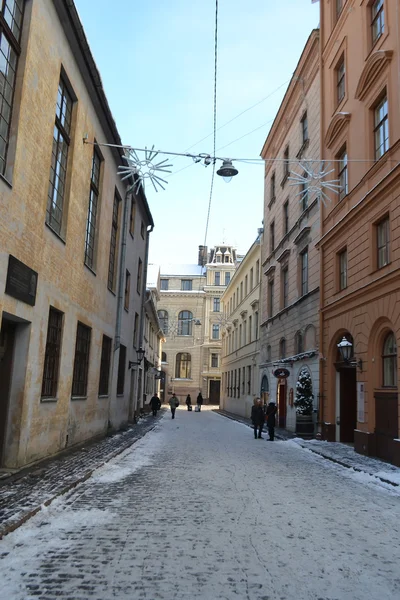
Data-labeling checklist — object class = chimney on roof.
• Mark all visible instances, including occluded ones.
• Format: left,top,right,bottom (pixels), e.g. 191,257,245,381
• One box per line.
198,245,207,266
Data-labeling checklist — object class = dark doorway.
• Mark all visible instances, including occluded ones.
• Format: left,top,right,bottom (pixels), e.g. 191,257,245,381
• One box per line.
339,367,357,442
209,380,220,404
0,319,16,465
375,392,398,462
277,380,286,428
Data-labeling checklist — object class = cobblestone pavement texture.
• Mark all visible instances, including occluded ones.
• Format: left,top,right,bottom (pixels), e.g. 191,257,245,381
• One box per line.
0,411,163,538
1,407,400,600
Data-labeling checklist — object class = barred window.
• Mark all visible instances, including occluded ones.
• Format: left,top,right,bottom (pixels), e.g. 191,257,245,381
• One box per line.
84,148,102,269
108,193,120,290
0,0,24,174
46,78,73,235
98,335,112,396
41,307,63,398
72,322,91,397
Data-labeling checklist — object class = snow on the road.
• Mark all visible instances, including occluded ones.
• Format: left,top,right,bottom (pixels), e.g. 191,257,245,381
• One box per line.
1,408,400,600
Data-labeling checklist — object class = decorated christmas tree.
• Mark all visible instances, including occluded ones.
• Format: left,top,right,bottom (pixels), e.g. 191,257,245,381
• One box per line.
294,368,314,415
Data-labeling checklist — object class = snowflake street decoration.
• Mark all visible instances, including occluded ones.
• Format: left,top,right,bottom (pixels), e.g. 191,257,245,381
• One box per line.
216,314,232,331
288,160,342,207
117,146,173,193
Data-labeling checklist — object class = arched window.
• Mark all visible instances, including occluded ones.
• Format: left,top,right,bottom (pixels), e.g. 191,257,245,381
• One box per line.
175,353,191,379
279,338,286,359
267,345,272,362
178,311,193,336
295,331,303,354
158,310,168,335
382,332,397,387
261,375,269,393
161,352,167,363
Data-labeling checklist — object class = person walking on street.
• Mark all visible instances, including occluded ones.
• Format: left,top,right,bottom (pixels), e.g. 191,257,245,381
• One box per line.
196,392,203,412
186,394,192,411
266,401,278,441
251,398,264,439
169,393,179,419
149,393,160,417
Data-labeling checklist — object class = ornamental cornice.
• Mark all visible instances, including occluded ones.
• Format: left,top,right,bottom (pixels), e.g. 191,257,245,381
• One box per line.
293,226,311,246
324,112,351,149
355,50,393,101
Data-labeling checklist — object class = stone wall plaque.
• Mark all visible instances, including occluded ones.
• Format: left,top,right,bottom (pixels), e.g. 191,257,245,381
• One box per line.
5,255,38,306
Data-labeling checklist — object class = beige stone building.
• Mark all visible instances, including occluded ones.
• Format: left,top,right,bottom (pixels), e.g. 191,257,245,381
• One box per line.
0,0,154,469
142,265,164,408
259,30,320,432
157,245,237,404
318,0,400,466
220,239,262,418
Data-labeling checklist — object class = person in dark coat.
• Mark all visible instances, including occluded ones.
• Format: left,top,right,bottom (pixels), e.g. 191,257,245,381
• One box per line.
196,392,203,411
266,401,278,440
251,398,264,439
150,394,160,417
186,394,192,410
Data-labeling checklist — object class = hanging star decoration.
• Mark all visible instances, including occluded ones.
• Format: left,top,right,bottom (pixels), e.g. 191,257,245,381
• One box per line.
216,314,233,331
288,160,342,206
117,146,173,193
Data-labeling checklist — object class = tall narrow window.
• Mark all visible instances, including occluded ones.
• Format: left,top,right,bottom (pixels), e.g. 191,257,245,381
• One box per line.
247,366,252,394
0,0,24,174
84,149,101,269
301,112,308,144
338,147,348,200
175,352,191,378
212,324,220,340
301,174,309,211
213,298,220,312
41,307,63,399
129,198,136,236
270,221,275,253
336,0,343,19
133,312,139,346
124,270,131,310
256,260,260,284
301,249,309,296
374,94,389,160
254,311,259,340
280,338,286,359
225,272,231,285
181,279,192,291
178,310,193,336
240,281,243,302
248,315,252,343
72,322,91,397
270,172,276,202
250,268,254,290
268,280,274,317
283,199,289,235
282,267,289,308
283,146,289,179
382,332,397,387
339,248,347,290
377,216,390,268
157,310,168,335
245,275,248,296
296,331,304,354
211,353,218,368
98,335,112,396
215,271,220,285
336,56,345,104
239,324,242,348
137,258,143,294
108,193,120,291
117,344,126,395
371,0,384,45
46,78,73,235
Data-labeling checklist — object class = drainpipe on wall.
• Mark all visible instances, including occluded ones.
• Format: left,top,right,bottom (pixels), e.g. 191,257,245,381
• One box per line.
136,223,154,414
114,190,131,352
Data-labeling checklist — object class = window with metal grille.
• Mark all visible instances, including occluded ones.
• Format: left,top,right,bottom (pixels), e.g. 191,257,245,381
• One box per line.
46,78,73,235
178,310,193,336
374,94,389,160
85,148,101,269
108,193,120,290
0,0,24,174
71,322,91,397
98,335,112,396
371,0,384,45
41,307,63,398
117,344,126,395
377,216,390,268
175,352,191,378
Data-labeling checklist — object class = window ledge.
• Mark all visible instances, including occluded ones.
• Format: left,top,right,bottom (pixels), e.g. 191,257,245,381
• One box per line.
84,263,97,276
0,172,12,189
45,222,66,245
40,397,58,403
108,287,116,296
71,396,88,401
98,395,109,399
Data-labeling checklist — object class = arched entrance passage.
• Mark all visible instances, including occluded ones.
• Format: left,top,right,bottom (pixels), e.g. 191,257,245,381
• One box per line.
335,333,357,443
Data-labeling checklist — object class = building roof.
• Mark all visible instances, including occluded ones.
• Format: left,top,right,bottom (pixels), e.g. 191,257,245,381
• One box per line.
160,264,206,277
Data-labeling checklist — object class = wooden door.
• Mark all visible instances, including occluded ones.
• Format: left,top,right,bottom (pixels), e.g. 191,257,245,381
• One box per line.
339,368,357,443
209,380,220,404
375,393,398,462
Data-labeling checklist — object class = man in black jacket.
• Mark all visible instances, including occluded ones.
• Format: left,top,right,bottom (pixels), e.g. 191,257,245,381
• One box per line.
150,394,160,417
266,401,278,440
251,398,264,439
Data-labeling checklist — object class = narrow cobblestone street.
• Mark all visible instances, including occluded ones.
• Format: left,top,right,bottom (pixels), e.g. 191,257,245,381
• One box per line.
1,408,400,600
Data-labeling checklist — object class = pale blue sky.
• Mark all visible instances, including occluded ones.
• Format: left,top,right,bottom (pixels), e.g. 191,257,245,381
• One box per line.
74,0,319,264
